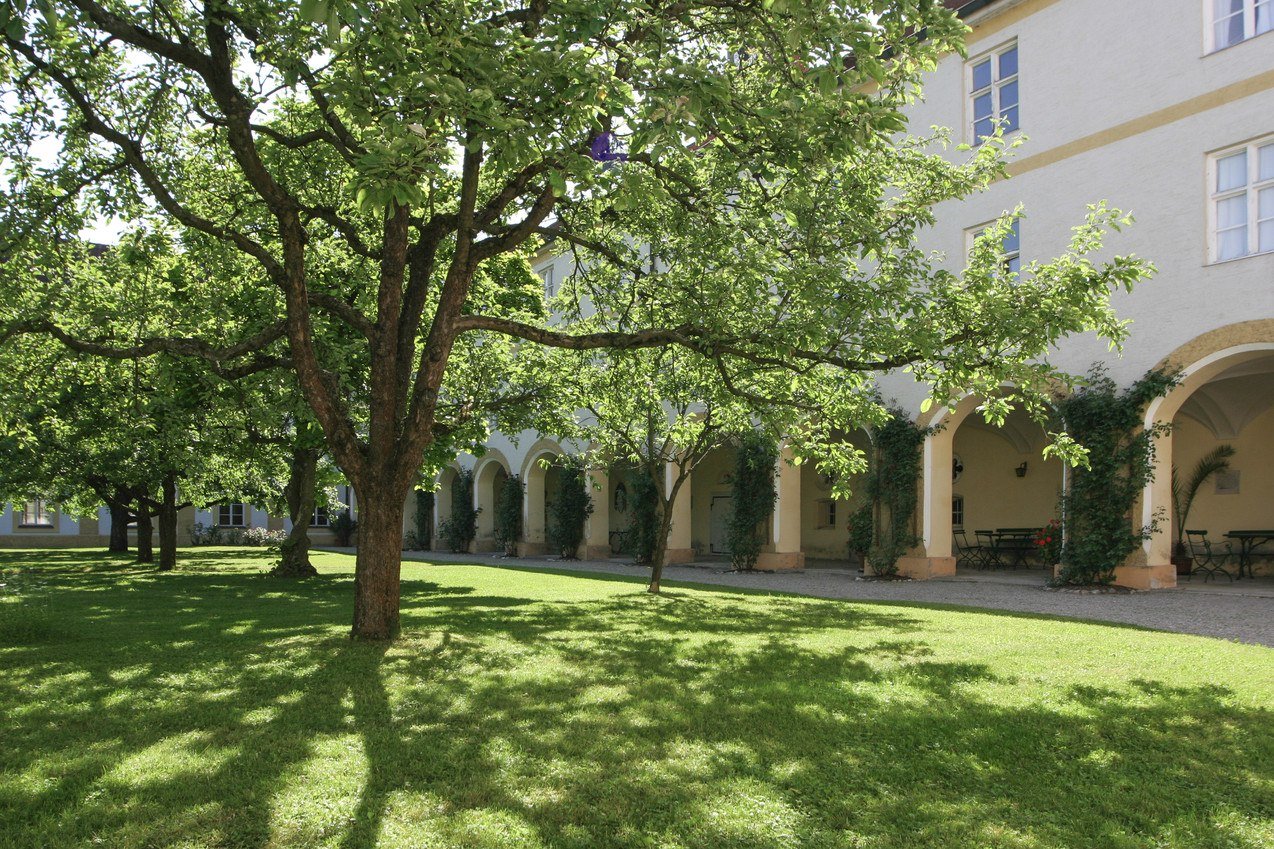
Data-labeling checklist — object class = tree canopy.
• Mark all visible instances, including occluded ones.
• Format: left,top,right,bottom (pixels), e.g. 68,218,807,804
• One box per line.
0,0,1151,637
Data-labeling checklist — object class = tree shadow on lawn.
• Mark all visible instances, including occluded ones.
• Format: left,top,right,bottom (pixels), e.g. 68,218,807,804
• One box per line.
0,555,1269,848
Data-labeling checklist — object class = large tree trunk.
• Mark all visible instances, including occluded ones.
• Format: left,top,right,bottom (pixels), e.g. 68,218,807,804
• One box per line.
272,447,319,578
157,472,179,572
648,502,673,594
135,507,154,564
350,485,405,640
108,487,131,553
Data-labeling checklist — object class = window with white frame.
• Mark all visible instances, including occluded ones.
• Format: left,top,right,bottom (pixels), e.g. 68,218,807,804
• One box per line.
217,503,246,527
21,499,54,527
1210,0,1273,51
539,264,555,298
1210,137,1274,262
968,41,1018,143
311,504,330,527
970,219,1021,275
952,495,965,530
817,499,837,529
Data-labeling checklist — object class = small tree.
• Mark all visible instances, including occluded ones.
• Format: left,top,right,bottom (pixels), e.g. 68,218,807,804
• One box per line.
1056,368,1177,584
493,474,524,556
547,463,593,559
439,470,478,553
728,433,778,572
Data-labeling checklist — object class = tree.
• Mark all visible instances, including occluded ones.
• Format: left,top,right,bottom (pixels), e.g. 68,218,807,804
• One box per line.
572,345,771,592
0,1,1150,638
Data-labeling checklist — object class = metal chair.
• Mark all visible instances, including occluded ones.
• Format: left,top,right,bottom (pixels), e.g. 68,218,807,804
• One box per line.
1185,529,1233,583
954,530,990,570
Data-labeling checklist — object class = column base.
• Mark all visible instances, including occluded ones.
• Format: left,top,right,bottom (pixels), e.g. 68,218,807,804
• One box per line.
518,541,548,557
1113,561,1177,589
583,545,611,561
665,548,695,565
756,551,805,571
894,556,956,580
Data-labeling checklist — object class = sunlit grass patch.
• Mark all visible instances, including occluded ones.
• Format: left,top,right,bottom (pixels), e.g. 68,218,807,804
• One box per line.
0,547,1269,849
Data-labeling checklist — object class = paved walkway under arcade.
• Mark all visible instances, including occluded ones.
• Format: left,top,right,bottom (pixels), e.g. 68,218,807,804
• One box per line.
325,548,1274,647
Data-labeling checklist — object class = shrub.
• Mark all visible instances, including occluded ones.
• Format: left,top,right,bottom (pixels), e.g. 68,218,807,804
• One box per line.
188,522,223,546
547,462,593,559
402,531,422,551
331,509,358,547
847,503,874,560
1054,367,1177,584
628,471,661,564
240,526,287,547
728,432,777,571
493,474,523,555
439,469,477,553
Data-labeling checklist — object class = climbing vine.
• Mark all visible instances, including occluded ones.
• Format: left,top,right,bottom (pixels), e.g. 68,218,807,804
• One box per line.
493,474,523,555
1054,367,1177,584
728,431,778,571
439,469,477,553
547,461,594,559
862,411,928,576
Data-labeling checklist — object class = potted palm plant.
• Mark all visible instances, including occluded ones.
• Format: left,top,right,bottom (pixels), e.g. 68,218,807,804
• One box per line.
1170,444,1235,575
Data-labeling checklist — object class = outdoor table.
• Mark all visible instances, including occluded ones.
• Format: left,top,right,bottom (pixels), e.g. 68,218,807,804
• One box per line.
988,529,1038,569
1223,530,1274,579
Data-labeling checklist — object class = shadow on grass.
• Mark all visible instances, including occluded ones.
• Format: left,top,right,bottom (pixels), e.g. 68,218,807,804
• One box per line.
0,549,1269,848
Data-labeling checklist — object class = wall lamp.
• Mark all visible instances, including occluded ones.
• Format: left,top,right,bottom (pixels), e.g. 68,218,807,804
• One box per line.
1015,462,1028,478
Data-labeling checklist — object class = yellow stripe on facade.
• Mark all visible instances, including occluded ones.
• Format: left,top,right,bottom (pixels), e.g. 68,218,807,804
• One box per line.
1008,68,1274,177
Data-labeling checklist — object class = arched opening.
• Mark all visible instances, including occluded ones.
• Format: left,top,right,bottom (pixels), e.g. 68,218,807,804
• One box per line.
1143,341,1274,585
472,452,511,553
914,393,1061,581
800,428,873,568
520,440,564,556
950,405,1063,576
688,444,739,560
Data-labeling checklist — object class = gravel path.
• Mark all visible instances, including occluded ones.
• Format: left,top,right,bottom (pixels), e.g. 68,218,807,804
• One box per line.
344,549,1274,647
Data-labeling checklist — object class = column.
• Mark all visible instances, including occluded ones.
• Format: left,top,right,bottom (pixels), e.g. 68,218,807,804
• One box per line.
521,465,548,556
758,444,804,570
664,462,694,564
895,427,957,579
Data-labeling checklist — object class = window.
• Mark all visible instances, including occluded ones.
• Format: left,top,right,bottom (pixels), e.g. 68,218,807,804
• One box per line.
817,499,837,529
311,505,330,527
1210,138,1274,262
539,264,555,298
21,499,54,528
217,503,246,527
952,495,965,530
1211,0,1273,51
970,219,1021,275
968,42,1019,143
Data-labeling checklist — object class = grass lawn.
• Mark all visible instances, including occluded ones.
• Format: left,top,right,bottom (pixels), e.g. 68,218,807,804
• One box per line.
0,548,1271,849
